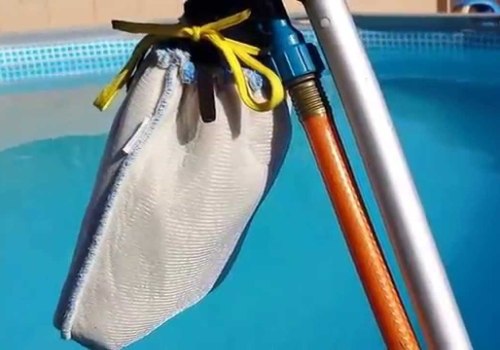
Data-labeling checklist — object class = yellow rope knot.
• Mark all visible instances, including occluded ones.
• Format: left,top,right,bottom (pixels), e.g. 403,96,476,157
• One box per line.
94,10,285,113
187,26,203,42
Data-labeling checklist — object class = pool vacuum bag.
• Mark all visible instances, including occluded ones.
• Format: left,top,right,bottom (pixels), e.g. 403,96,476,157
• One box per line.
54,48,291,349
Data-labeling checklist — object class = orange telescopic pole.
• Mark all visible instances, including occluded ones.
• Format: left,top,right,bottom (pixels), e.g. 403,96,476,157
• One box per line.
288,76,419,349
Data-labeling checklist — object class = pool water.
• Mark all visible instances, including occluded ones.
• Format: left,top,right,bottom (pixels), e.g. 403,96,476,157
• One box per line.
1,46,500,349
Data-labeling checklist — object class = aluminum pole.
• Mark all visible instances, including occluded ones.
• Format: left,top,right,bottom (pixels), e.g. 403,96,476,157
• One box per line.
299,0,472,348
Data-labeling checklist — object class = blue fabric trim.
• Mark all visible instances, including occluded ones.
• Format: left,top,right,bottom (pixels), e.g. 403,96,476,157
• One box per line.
245,69,264,92
181,61,196,84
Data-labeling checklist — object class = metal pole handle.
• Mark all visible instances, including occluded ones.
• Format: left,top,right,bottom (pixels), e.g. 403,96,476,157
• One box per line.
299,0,472,348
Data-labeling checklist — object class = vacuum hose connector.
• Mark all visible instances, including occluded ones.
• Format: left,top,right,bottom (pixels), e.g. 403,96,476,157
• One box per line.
288,74,327,117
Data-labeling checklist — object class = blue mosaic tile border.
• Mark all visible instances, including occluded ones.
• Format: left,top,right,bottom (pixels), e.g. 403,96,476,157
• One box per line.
0,38,136,83
1,28,500,84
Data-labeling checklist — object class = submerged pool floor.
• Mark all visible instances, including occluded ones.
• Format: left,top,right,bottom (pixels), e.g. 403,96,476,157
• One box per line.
1,58,500,349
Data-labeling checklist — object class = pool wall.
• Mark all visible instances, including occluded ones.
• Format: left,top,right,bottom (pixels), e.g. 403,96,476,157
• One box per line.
2,15,500,86
2,15,500,152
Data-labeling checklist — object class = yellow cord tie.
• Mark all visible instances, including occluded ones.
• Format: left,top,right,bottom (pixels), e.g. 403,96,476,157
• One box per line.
94,10,285,112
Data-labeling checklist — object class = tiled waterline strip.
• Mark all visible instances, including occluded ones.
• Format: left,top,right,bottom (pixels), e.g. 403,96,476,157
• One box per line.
2,22,500,84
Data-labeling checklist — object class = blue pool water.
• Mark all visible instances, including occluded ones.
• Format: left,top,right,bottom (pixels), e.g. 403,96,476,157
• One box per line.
1,32,500,349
